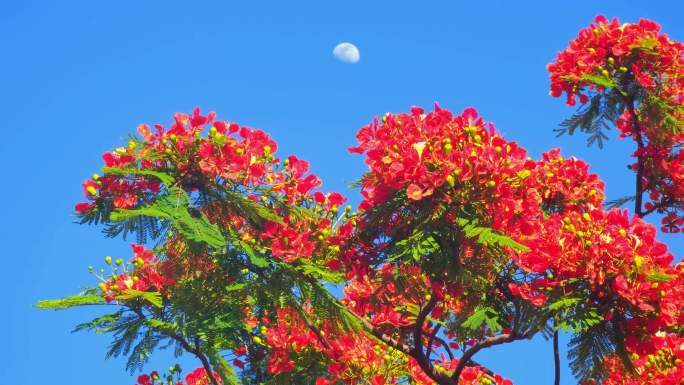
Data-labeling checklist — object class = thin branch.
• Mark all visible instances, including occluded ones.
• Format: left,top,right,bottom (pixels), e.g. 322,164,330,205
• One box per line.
294,303,333,351
451,314,551,383
194,337,222,385
130,307,220,385
426,324,443,361
553,321,561,385
624,95,646,217
409,295,453,385
431,335,455,360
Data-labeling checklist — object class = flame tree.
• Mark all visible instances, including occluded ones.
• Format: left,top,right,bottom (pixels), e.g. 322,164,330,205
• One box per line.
39,15,684,385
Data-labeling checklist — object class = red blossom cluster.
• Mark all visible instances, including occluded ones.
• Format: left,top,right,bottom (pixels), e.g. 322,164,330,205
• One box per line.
261,306,509,385
61,16,684,382
76,108,348,267
96,244,174,303
600,332,684,385
347,104,684,383
135,367,220,385
548,15,684,233
548,15,683,106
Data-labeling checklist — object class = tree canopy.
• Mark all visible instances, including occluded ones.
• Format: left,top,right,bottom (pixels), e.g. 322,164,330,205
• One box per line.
39,15,684,385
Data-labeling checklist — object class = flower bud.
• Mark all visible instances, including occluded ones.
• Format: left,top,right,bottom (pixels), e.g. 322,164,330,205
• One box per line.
446,174,456,187
443,143,453,154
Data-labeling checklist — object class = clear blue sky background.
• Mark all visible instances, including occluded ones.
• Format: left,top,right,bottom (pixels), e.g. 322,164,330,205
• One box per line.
2,1,684,384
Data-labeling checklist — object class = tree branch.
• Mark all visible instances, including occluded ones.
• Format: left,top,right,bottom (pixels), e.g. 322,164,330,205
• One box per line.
451,313,551,384
553,324,561,385
624,95,646,217
409,295,454,384
130,307,220,385
427,324,443,361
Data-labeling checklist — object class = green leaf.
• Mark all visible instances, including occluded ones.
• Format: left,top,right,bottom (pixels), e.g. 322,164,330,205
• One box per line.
646,271,676,283
73,311,123,333
145,319,178,331
461,306,502,333
117,289,164,308
581,73,616,89
239,241,269,268
225,190,283,225
391,231,441,262
111,187,225,247
102,167,175,185
36,292,103,309
296,260,345,284
206,346,241,385
457,218,528,252
546,297,581,311
225,282,247,292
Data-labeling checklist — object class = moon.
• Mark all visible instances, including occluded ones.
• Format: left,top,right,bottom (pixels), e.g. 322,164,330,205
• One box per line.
333,42,360,64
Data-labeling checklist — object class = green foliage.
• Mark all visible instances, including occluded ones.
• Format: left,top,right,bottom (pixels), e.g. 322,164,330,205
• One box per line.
457,217,528,252
117,289,164,308
36,290,103,309
205,346,241,385
605,195,635,210
555,91,626,148
393,231,440,262
567,319,634,383
237,240,269,268
111,187,226,247
646,271,677,282
546,297,581,312
581,73,617,89
102,167,176,185
568,322,615,382
461,306,503,333
554,306,603,334
224,190,284,225
104,214,167,245
294,259,345,284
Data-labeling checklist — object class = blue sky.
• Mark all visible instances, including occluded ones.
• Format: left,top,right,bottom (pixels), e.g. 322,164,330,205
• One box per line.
2,1,684,384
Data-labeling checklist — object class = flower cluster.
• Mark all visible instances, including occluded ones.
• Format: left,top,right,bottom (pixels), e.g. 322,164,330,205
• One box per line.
51,13,684,385
261,306,511,385
135,367,220,385
95,244,174,304
599,333,684,385
547,15,683,106
548,15,684,233
348,105,684,383
76,108,349,268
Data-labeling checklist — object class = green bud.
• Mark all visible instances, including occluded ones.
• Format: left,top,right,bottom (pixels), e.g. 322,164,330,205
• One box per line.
443,143,453,154
446,174,456,187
